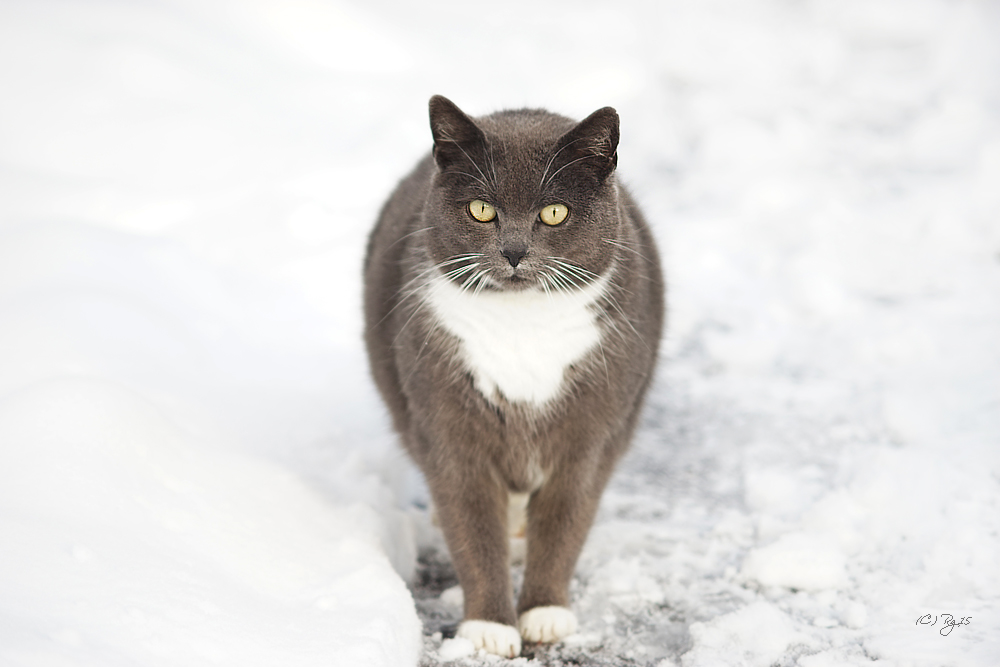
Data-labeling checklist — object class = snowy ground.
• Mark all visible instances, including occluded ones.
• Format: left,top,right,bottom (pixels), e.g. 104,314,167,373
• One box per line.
1,1,999,666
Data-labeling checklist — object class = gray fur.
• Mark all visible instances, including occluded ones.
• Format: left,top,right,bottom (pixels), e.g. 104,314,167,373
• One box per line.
363,96,664,643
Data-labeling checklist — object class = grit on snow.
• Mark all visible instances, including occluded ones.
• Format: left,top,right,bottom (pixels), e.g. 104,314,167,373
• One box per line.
0,1,998,666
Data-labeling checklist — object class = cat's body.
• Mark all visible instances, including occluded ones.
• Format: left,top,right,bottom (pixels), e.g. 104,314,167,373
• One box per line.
363,96,663,657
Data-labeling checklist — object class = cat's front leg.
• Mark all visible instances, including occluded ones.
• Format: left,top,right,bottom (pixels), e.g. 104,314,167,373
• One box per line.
426,466,521,657
516,459,610,644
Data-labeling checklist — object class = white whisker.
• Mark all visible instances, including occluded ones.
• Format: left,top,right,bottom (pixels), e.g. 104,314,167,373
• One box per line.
391,299,427,347
375,253,484,329
452,171,491,191
462,269,488,293
382,226,433,253
603,238,651,264
595,303,628,344
538,273,551,297
544,153,599,186
441,137,496,191
472,270,492,296
547,267,575,293
487,143,500,190
444,262,480,281
601,289,649,351
549,258,599,285
539,137,589,188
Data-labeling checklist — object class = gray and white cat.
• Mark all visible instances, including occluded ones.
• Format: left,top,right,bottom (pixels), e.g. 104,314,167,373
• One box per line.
363,96,664,657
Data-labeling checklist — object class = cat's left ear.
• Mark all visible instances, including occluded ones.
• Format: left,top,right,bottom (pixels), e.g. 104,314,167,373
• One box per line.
429,95,488,171
552,107,620,182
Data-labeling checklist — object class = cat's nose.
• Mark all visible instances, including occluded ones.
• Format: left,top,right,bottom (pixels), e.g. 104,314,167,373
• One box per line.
501,245,528,268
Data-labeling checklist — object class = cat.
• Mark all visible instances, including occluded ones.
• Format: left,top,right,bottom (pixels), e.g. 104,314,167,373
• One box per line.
363,95,664,658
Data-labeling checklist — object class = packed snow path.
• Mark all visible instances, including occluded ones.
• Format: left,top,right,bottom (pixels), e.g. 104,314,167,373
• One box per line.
416,369,999,666
1,1,998,666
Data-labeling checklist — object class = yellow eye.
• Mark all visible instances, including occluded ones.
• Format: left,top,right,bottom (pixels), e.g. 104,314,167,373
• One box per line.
468,199,497,222
539,203,569,226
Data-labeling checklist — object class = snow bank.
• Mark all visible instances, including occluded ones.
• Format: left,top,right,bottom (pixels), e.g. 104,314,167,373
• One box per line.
0,1,423,663
0,378,419,666
0,223,423,665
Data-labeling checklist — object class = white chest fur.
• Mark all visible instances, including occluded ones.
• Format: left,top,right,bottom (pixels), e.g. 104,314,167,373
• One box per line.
423,272,609,407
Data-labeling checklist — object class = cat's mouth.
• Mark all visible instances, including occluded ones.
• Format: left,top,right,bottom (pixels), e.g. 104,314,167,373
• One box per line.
448,264,547,293
495,270,543,292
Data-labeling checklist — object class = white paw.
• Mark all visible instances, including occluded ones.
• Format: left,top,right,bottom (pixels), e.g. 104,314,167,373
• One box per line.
456,620,522,658
518,606,578,643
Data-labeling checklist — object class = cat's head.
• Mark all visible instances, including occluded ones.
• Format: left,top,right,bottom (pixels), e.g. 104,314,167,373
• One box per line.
424,95,621,294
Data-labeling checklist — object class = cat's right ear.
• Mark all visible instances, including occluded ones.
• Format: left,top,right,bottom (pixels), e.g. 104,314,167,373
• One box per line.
429,95,487,170
550,106,620,184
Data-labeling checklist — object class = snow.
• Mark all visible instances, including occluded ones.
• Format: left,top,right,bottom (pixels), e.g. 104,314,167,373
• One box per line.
438,636,476,662
0,379,418,666
683,601,807,667
1,1,999,666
